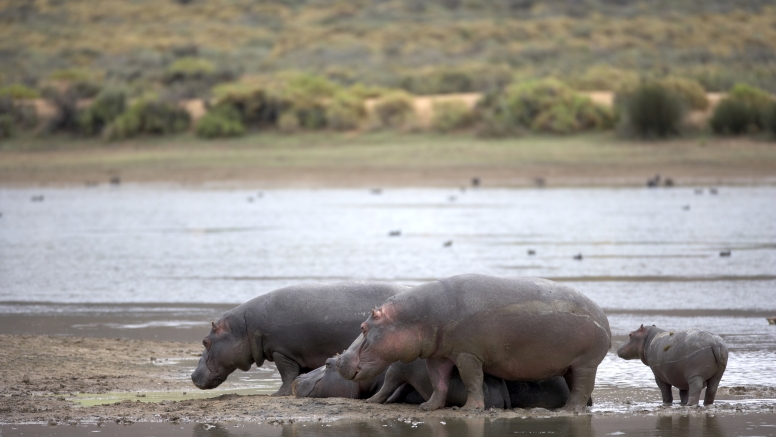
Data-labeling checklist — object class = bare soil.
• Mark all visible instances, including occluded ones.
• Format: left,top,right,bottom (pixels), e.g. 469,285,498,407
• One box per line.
1,334,774,426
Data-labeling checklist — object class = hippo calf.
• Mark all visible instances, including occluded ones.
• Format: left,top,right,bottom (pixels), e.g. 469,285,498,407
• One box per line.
191,281,408,395
336,274,611,411
295,356,575,409
617,325,728,406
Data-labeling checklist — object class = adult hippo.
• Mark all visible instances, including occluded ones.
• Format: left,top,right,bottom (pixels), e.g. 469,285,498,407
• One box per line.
617,325,728,406
191,281,408,395
336,274,611,411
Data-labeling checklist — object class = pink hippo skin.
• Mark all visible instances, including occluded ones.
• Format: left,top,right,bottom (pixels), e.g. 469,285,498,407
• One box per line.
617,325,728,406
335,274,612,411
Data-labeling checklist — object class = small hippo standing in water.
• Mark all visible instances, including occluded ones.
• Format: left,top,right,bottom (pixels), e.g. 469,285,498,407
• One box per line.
191,281,408,395
617,325,728,406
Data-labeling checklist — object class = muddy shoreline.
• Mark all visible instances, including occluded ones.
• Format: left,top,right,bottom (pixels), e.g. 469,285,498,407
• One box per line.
1,334,774,426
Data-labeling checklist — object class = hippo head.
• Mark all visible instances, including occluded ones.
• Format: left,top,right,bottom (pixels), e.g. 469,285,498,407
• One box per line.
336,304,421,382
292,357,359,398
191,314,256,389
617,324,649,361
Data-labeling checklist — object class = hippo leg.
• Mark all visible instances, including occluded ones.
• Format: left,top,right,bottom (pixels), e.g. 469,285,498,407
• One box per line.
560,366,597,411
419,357,455,411
679,389,688,406
704,368,725,405
456,353,485,411
367,366,406,404
272,352,301,396
685,375,705,406
385,383,415,404
656,377,674,405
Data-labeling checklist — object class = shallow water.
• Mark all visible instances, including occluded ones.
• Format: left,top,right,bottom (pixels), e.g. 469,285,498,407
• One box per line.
1,186,775,396
3,414,776,437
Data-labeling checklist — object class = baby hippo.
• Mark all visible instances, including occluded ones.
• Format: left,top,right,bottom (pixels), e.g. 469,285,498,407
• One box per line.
618,325,728,406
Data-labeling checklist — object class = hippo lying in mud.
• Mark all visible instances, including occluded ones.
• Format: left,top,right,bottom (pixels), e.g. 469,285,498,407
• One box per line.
191,281,408,395
294,356,578,409
618,325,728,406
336,274,611,411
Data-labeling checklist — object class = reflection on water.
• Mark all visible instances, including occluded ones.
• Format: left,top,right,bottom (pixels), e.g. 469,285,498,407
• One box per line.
5,414,776,437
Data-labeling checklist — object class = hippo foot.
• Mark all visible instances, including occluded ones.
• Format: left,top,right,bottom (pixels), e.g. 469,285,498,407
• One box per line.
418,401,443,411
461,400,485,411
559,403,587,413
662,402,673,406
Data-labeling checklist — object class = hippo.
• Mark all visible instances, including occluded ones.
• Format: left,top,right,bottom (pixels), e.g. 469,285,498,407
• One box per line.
191,281,408,395
617,325,728,406
336,274,611,411
292,357,387,399
294,356,577,409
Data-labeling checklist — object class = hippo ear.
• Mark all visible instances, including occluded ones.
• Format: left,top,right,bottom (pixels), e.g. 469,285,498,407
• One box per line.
639,324,644,331
371,307,381,320
211,321,217,331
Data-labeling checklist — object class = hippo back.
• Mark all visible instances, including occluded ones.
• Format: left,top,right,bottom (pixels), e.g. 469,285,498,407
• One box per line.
241,281,408,370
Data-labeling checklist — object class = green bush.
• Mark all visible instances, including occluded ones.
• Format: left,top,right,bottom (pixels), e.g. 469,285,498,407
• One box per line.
326,92,366,131
373,91,415,128
710,99,757,135
659,77,709,111
195,104,245,138
164,57,216,83
78,90,127,136
477,79,614,136
104,98,190,140
42,87,80,133
277,111,300,133
0,84,40,99
710,83,774,134
764,102,776,138
212,82,283,128
0,97,38,135
431,100,474,132
0,114,14,139
619,82,684,138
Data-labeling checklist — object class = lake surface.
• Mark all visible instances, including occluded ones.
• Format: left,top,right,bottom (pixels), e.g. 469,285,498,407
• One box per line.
1,185,775,399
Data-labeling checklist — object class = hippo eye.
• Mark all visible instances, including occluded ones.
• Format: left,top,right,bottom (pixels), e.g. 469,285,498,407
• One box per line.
629,333,632,338
360,322,367,334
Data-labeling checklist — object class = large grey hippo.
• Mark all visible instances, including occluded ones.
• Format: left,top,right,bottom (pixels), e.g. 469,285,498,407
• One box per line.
617,325,728,406
191,281,408,395
336,274,611,411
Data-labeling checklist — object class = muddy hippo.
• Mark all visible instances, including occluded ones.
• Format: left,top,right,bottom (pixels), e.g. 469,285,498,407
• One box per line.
191,281,408,395
617,325,728,406
336,274,611,411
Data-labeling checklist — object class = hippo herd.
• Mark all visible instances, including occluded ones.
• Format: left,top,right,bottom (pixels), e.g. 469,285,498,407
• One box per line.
192,274,728,410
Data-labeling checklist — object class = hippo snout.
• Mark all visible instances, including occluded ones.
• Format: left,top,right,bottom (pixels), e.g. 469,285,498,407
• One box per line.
336,351,360,380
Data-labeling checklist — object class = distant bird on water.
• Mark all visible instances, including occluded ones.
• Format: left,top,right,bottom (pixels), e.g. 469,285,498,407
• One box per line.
388,230,401,237
471,177,480,187
719,250,731,257
767,317,776,325
646,174,661,187
527,249,536,256
573,253,583,260
443,240,453,247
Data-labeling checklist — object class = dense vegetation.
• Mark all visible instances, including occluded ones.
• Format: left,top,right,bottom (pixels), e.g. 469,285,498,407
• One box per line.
2,0,776,94
1,0,775,141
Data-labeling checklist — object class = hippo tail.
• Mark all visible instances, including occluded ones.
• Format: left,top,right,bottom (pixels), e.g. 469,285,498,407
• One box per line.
712,342,729,371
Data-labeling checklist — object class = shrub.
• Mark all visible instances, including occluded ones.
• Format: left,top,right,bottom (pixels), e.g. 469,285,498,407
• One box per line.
659,77,709,111
477,79,614,136
195,104,245,138
710,83,774,134
764,102,776,137
431,100,475,132
104,98,190,140
42,87,81,133
709,99,757,135
68,80,102,99
277,111,300,133
326,92,366,131
164,57,216,83
78,90,127,136
620,82,684,139
0,84,40,99
373,91,415,128
212,82,283,128
0,97,38,135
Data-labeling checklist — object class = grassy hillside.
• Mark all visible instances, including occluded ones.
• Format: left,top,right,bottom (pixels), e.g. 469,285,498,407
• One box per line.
2,0,776,93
